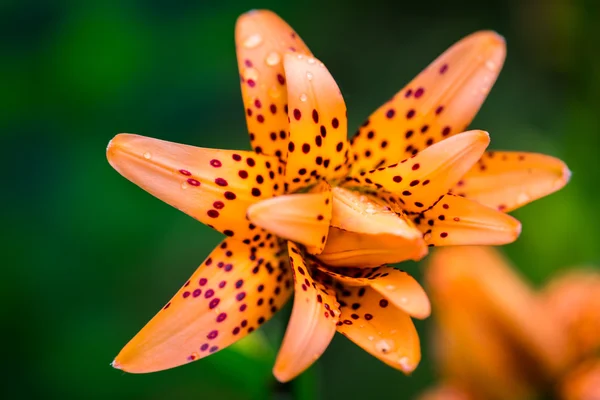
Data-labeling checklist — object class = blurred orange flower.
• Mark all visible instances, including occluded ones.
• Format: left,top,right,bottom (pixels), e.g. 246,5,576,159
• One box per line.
421,246,600,400
107,10,570,382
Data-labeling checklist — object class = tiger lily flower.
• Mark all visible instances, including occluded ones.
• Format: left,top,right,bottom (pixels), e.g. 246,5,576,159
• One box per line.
420,247,600,400
107,10,569,382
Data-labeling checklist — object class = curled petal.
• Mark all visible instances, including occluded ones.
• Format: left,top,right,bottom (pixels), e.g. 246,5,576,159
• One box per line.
417,385,475,400
316,187,427,267
283,53,350,191
560,359,600,400
350,30,506,173
107,134,283,241
542,270,600,359
112,237,291,373
247,182,332,253
452,151,571,212
236,10,311,158
335,284,421,374
345,130,489,213
273,243,340,382
426,246,574,380
316,265,431,319
413,194,521,247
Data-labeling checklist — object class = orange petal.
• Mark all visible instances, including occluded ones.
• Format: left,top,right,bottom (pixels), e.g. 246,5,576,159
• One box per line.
246,182,332,253
236,10,312,158
112,237,292,373
316,187,427,267
345,130,489,213
452,151,571,212
316,265,431,319
107,134,284,241
335,284,421,374
542,270,600,359
350,31,505,173
273,242,339,382
417,385,475,400
426,246,573,380
560,359,600,400
413,194,521,246
283,53,349,192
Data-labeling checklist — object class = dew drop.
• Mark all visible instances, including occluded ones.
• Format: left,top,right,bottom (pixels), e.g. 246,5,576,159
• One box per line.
375,339,394,353
517,192,530,204
306,71,313,81
268,86,281,99
398,356,412,372
307,57,316,64
143,152,152,159
300,93,308,102
368,336,374,341
243,68,259,82
400,297,408,304
181,181,188,190
485,60,497,71
244,33,263,49
265,51,281,66
385,284,396,291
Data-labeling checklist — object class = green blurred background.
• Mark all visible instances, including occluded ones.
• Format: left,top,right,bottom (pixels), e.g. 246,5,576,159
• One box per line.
4,0,599,398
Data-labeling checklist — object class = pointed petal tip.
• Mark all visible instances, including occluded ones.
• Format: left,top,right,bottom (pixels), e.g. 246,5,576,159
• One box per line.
111,359,122,370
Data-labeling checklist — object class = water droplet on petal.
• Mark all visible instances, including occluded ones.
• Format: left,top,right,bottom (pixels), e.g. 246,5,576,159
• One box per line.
306,71,313,81
300,93,308,102
398,356,412,372
244,68,259,82
375,339,394,353
268,86,281,99
400,297,408,304
485,60,497,71
517,192,530,204
244,33,263,49
307,57,316,64
368,336,374,341
424,232,432,241
265,51,281,66
143,152,152,159
181,181,188,190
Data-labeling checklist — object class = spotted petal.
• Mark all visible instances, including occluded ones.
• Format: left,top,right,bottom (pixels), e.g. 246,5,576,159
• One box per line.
107,134,283,242
236,10,312,158
335,284,421,374
413,194,521,246
452,151,571,212
284,53,350,192
246,182,332,254
317,187,427,267
316,265,431,319
350,31,505,173
112,237,291,373
346,130,489,213
273,242,340,382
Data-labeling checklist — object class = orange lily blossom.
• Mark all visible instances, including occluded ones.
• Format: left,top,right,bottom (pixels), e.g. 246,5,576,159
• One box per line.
420,247,600,400
107,10,570,382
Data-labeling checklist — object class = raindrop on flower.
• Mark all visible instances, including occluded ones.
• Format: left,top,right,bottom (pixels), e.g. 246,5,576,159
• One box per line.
181,181,188,190
265,51,281,66
375,339,394,353
300,93,308,102
243,68,259,82
306,71,313,81
243,33,263,49
143,152,152,159
268,86,281,99
307,57,316,64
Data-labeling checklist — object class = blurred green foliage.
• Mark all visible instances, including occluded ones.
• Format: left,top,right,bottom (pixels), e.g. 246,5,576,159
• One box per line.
3,0,599,399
